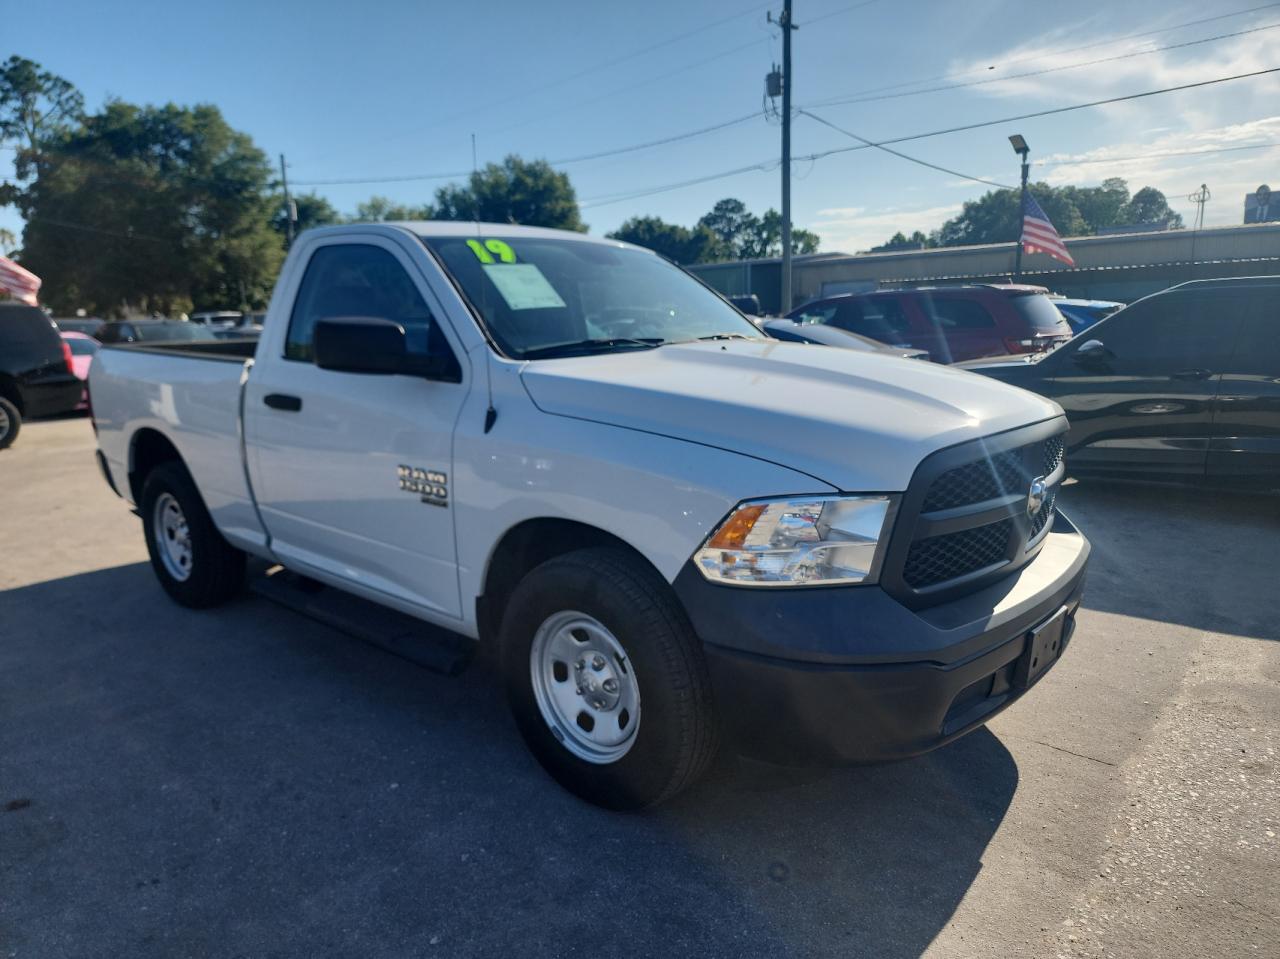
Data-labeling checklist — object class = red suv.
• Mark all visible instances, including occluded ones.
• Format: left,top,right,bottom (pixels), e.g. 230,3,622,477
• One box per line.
787,284,1073,363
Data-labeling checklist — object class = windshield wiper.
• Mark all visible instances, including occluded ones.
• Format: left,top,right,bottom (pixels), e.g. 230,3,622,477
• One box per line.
520,337,666,360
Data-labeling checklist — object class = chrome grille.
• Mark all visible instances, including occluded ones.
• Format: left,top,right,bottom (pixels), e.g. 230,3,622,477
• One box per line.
1042,436,1065,477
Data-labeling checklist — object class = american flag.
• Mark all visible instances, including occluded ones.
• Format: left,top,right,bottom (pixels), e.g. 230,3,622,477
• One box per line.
0,254,41,306
1021,193,1075,268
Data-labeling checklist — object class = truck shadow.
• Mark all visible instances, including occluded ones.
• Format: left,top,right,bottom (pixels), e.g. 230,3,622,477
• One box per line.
1060,476,1280,641
1,562,1016,958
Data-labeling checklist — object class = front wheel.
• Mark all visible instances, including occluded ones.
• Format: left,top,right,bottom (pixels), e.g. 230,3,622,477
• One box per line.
0,396,20,450
500,547,720,810
140,461,245,608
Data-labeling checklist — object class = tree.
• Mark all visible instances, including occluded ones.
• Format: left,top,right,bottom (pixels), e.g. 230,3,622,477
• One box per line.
606,215,721,264
351,194,434,223
697,198,759,258
0,227,14,253
0,56,84,207
869,230,931,253
1122,187,1183,228
750,209,820,258
271,191,341,242
20,101,283,315
1061,177,1129,233
933,183,1088,248
433,155,584,231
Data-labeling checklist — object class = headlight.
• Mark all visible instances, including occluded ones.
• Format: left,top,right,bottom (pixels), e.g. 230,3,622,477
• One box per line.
694,495,896,587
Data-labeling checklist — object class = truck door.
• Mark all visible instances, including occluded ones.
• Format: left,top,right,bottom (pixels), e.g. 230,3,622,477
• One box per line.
243,237,469,619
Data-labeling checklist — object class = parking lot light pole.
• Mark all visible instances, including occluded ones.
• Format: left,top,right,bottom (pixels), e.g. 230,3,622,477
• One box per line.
1009,134,1029,280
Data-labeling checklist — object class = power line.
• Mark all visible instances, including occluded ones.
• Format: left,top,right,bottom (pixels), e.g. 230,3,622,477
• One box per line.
1038,141,1280,167
806,0,892,26
807,20,1280,109
290,111,765,186
798,109,1015,188
580,67,1280,206
823,1,1280,102
798,67,1280,162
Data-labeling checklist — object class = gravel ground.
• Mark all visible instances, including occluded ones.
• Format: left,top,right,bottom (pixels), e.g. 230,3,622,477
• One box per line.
1,416,1277,958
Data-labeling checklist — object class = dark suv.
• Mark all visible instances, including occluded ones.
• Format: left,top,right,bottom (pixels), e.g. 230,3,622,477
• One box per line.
965,277,1280,488
0,303,84,448
787,284,1072,362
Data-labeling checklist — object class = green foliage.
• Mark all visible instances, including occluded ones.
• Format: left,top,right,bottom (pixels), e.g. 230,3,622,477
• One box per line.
694,198,820,260
868,230,932,253
350,194,434,223
1124,186,1184,228
0,55,83,179
432,155,585,231
19,100,283,315
606,215,721,264
272,191,342,240
876,179,1184,252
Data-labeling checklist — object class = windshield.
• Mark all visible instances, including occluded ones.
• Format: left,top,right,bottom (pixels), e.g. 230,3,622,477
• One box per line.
134,323,217,342
421,235,762,359
1008,293,1073,334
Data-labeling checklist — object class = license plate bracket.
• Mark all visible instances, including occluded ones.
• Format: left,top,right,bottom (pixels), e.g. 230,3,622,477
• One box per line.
1015,606,1068,688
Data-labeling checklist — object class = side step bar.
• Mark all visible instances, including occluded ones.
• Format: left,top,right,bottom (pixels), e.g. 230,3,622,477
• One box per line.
249,566,474,676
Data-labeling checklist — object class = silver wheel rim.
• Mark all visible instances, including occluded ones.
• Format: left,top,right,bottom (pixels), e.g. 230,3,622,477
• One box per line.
530,610,641,764
0,405,10,439
153,492,193,582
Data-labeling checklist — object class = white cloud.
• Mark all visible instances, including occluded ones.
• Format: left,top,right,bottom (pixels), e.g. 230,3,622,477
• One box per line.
811,202,964,253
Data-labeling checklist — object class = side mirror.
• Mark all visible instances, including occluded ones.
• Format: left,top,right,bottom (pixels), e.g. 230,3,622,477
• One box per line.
1073,339,1112,366
314,316,460,381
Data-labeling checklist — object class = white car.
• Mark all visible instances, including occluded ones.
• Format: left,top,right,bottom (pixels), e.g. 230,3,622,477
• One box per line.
89,222,1089,809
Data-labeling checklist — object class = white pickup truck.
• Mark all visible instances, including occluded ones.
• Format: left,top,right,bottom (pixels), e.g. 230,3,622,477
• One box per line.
90,222,1089,809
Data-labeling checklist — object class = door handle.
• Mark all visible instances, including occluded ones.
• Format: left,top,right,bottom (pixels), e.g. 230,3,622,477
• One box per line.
1172,369,1212,381
263,393,302,412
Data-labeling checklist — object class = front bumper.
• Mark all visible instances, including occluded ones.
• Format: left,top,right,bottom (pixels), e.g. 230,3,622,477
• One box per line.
674,512,1090,765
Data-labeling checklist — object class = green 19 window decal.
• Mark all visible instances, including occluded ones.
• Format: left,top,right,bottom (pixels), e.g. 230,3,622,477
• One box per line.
466,239,517,264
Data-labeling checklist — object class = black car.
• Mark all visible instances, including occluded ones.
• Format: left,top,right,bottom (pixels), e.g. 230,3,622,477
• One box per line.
963,277,1280,488
0,303,84,448
97,320,218,345
762,318,930,359
53,317,106,339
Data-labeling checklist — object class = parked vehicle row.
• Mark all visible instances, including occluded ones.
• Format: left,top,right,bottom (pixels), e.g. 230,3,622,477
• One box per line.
0,303,83,448
89,222,1090,808
786,283,1074,363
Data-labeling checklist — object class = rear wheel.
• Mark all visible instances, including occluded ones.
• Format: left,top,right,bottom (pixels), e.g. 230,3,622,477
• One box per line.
500,547,719,810
0,396,20,450
140,461,245,608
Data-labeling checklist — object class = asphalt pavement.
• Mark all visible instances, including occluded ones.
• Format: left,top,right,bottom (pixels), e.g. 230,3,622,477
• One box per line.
2,416,1277,958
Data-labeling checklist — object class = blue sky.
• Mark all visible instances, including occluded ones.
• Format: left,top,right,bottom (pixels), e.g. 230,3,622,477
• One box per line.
3,0,1278,253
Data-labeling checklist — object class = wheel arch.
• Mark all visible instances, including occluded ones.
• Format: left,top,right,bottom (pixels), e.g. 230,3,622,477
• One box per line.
0,374,24,414
476,517,665,646
128,427,185,504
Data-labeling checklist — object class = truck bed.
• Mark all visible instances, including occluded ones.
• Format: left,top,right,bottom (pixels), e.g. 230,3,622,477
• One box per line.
90,341,268,553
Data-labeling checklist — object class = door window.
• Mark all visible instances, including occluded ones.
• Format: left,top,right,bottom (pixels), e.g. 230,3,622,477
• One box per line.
286,244,441,362
1221,288,1280,374
826,298,910,342
1081,291,1237,370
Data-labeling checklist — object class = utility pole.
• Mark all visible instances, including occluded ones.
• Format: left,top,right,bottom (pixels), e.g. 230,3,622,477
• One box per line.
279,153,296,248
1008,134,1030,280
1187,183,1210,230
769,1,798,312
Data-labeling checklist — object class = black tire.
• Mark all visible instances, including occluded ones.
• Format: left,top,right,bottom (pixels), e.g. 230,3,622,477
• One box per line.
500,547,720,810
140,461,245,608
0,396,20,450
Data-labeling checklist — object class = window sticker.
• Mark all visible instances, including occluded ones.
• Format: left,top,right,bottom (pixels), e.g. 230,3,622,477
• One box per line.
482,263,567,311
466,238,517,264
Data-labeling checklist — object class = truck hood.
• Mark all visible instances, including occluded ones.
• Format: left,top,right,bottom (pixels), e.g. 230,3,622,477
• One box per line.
519,340,1063,491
